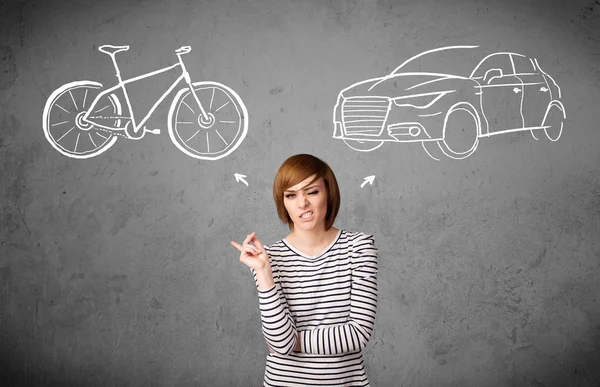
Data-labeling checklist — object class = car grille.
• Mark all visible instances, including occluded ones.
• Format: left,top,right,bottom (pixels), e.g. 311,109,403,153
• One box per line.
342,97,390,135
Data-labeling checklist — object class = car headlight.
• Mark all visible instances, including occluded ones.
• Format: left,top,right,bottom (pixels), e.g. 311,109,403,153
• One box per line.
333,93,343,122
391,91,451,109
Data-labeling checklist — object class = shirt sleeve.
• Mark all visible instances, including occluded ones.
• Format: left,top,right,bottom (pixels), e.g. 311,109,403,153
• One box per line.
298,233,378,355
252,246,298,356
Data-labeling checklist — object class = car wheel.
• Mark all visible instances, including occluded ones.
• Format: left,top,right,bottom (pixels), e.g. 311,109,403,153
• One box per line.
540,102,565,142
437,102,480,160
420,141,444,161
343,139,384,152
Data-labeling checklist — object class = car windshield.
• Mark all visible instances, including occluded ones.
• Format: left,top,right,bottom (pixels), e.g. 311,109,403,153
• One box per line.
391,46,484,78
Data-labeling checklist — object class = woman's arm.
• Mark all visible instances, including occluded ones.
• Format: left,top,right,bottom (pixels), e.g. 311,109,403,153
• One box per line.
253,271,298,355
296,233,378,355
232,232,298,356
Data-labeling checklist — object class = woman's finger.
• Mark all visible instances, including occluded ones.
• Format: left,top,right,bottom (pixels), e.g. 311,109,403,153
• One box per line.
243,245,259,255
253,237,265,251
232,244,259,259
232,232,258,251
230,241,243,252
243,232,256,245
266,340,274,353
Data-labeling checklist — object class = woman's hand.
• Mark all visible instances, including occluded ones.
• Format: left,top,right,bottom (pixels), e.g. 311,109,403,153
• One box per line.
231,232,271,272
231,232,275,290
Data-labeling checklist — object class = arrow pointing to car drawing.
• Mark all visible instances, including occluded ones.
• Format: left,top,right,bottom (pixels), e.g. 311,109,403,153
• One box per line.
361,175,375,188
234,173,248,187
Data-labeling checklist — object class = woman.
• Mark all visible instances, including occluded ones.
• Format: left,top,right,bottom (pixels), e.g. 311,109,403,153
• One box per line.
231,154,378,386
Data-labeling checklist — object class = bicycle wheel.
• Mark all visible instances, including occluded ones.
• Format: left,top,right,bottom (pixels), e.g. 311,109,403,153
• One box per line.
43,81,119,159
168,81,248,160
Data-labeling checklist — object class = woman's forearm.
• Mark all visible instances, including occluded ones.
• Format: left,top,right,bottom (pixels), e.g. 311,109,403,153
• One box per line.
254,266,275,290
257,285,298,355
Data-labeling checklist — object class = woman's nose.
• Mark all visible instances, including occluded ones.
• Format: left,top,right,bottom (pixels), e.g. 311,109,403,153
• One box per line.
298,194,309,206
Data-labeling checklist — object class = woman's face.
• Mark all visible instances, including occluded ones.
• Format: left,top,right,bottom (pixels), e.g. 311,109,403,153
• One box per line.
283,175,328,232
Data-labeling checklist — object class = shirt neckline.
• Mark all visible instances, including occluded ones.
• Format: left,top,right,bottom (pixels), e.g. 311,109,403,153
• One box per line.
282,229,343,259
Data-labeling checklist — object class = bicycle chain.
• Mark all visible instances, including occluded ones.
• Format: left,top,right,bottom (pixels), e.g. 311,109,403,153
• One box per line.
95,126,128,138
87,116,131,138
88,116,130,119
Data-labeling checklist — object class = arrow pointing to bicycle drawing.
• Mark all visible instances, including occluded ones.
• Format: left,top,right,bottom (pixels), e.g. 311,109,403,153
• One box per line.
235,173,249,187
361,175,376,188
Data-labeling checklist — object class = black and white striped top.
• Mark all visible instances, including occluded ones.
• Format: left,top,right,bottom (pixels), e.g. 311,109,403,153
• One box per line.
252,229,378,386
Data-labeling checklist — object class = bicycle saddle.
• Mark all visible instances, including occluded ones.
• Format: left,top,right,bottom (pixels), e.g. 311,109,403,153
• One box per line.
98,45,130,55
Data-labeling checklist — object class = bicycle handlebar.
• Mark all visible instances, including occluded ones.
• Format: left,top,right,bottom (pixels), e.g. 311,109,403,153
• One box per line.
175,46,192,54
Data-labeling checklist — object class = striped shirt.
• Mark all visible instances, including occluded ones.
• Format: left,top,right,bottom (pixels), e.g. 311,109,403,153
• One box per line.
252,229,378,386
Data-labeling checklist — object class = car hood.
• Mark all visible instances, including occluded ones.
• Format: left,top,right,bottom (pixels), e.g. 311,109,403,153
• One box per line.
340,73,467,98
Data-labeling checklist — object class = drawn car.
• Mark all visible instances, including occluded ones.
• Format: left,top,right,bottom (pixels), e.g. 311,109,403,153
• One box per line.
332,45,566,159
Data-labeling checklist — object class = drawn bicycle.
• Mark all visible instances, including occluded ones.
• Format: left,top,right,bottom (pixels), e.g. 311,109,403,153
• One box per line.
43,45,248,160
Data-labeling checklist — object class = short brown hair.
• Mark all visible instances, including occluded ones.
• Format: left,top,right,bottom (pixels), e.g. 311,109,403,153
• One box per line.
273,154,340,231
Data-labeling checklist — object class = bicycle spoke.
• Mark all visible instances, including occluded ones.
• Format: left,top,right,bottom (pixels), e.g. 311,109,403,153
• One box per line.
95,105,110,113
69,90,78,110
215,101,230,112
210,87,215,110
186,130,201,143
51,120,69,127
57,126,76,142
206,132,210,153
88,133,97,148
74,133,81,153
219,120,235,124
182,100,195,114
55,103,70,114
177,121,194,124
215,130,228,145
96,131,108,140
82,89,88,109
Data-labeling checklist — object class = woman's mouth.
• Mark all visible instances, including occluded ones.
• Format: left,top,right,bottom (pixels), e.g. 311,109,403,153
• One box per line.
299,211,314,221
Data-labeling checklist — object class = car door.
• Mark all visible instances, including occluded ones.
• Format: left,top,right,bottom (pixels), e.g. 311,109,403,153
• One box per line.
471,53,524,135
511,54,551,130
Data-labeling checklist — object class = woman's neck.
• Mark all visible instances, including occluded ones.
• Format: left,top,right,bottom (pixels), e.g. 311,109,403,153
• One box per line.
286,226,339,249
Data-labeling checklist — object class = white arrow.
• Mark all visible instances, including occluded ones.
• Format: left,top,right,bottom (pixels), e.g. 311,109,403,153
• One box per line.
361,175,375,188
234,173,249,187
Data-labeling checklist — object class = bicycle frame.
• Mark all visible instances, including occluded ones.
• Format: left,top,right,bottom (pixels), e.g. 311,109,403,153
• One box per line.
82,54,208,136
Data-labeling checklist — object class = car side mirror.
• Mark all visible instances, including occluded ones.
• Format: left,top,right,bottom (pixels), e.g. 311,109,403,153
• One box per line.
484,68,503,84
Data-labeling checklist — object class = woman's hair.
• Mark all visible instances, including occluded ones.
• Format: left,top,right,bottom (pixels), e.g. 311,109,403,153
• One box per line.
273,154,340,231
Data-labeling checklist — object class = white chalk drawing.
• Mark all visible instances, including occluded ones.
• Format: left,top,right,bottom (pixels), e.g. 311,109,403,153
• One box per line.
361,175,375,188
43,45,248,160
332,46,566,160
234,173,249,186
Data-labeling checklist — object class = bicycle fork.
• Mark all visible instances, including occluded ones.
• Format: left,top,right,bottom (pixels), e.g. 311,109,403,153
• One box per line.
176,49,212,126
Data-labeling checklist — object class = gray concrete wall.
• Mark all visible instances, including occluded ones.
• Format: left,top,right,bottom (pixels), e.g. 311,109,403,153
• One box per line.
1,0,599,386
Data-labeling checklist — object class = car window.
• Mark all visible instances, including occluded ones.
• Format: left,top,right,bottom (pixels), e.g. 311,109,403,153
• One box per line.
470,54,514,78
511,54,536,74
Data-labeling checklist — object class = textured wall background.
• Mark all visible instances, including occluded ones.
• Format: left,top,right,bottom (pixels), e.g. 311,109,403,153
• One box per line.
1,0,599,386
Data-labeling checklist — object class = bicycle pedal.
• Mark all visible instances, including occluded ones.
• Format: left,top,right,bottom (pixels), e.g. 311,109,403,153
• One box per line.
144,127,161,135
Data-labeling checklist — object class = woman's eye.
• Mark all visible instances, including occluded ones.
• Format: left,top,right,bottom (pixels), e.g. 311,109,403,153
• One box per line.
285,194,295,199
308,191,319,195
